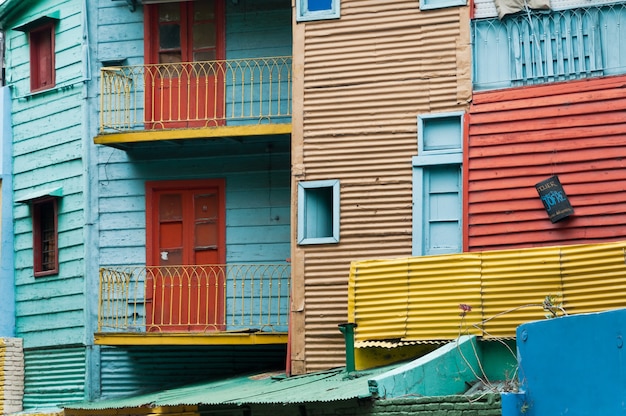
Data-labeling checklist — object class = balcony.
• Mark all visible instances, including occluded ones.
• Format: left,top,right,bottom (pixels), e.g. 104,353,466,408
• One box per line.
472,4,626,90
96,263,290,346
96,57,293,147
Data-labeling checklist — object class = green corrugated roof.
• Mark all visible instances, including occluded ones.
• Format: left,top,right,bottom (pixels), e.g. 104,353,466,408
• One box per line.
64,364,401,410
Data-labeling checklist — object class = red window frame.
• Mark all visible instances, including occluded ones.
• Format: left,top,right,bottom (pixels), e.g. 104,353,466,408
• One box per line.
143,1,225,65
29,23,55,92
33,197,59,277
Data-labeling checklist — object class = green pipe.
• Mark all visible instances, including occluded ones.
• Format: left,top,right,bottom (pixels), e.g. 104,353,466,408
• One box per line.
338,322,357,372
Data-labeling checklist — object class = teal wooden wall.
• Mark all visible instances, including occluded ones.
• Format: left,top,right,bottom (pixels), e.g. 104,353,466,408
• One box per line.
7,0,88,349
0,86,15,337
97,139,291,266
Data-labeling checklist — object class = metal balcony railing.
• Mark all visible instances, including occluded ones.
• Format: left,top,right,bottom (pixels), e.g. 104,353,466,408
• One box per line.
99,57,292,132
98,264,290,333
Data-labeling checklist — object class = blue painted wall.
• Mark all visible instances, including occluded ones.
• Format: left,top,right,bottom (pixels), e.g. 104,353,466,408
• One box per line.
511,308,626,415
92,0,292,399
0,86,14,337
5,0,88,349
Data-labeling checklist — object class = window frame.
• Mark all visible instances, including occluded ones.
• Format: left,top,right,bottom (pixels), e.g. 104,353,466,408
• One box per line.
28,22,56,92
32,196,59,277
420,0,466,11
413,112,464,256
296,0,341,22
297,179,340,245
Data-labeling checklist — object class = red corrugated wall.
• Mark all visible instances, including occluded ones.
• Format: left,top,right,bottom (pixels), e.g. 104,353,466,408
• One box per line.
467,75,626,251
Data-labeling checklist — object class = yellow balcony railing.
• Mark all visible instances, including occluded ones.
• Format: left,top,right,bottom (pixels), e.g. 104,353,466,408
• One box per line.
98,264,290,333
99,57,292,132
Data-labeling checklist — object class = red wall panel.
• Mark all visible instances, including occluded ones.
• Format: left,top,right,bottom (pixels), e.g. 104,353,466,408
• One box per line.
467,75,626,251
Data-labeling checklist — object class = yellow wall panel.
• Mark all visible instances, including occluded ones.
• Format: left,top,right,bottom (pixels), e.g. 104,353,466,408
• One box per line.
349,241,626,344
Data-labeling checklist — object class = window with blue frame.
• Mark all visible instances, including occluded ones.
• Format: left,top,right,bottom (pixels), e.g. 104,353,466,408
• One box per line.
413,112,463,256
296,0,340,22
421,0,466,11
297,179,340,245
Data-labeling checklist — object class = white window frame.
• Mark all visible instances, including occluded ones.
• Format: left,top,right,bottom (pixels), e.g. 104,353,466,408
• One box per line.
296,0,340,22
297,179,340,245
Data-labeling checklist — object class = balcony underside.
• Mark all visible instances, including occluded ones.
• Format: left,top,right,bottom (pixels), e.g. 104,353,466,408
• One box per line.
94,123,292,150
95,331,288,346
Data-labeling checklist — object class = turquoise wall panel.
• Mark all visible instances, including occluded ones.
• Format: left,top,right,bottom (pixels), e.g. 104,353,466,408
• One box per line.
0,86,14,337
4,0,89,349
23,346,86,409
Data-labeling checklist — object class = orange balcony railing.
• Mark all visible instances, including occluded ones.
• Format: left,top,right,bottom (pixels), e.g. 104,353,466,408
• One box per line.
99,57,292,132
97,264,290,333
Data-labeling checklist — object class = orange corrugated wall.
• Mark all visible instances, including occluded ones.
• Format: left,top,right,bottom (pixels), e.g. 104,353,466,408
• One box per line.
467,75,626,252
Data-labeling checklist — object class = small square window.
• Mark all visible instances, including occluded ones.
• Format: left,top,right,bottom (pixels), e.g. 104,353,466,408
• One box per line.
29,23,55,92
33,198,59,276
297,180,340,245
296,0,340,22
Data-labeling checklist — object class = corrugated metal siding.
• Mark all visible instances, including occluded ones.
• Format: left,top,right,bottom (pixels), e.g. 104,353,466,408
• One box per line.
349,241,626,342
297,0,471,373
23,347,86,409
467,75,626,252
100,345,287,398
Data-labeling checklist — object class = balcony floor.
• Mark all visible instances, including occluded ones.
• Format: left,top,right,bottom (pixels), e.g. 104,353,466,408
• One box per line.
95,330,288,346
95,123,292,150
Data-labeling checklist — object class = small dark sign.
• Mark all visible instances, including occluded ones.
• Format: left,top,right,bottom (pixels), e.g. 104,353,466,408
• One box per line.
535,175,574,223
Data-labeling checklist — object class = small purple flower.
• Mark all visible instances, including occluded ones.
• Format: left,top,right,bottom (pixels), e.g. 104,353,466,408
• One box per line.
459,303,472,317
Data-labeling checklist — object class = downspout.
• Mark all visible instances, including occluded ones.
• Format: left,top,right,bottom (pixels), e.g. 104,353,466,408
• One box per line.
338,323,357,373
81,0,100,401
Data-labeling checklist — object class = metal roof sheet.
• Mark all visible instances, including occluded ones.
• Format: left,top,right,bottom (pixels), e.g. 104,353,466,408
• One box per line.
63,364,403,410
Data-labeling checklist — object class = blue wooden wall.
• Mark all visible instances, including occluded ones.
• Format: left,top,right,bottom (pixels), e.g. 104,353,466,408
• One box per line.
7,0,88,349
0,86,14,337
93,0,292,399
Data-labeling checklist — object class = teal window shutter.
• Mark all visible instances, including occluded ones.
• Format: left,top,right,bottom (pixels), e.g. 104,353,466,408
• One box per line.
413,112,463,256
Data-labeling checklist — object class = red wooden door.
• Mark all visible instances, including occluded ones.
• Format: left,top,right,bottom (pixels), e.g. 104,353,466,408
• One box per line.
146,180,226,332
144,1,225,128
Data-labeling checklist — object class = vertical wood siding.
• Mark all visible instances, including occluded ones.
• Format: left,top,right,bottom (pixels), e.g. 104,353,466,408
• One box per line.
8,0,87,349
294,0,471,373
467,75,626,251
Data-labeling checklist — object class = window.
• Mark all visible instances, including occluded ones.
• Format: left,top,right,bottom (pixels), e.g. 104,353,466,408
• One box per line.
413,112,464,256
421,0,466,11
297,180,340,245
296,0,340,22
33,197,59,276
29,23,55,92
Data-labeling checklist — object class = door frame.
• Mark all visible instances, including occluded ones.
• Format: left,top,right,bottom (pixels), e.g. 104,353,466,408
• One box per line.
145,178,226,266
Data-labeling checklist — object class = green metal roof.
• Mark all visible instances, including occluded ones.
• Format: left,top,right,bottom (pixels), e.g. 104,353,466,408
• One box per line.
63,365,399,410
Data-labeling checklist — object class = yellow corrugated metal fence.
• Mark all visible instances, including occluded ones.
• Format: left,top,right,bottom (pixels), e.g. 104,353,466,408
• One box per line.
349,241,626,343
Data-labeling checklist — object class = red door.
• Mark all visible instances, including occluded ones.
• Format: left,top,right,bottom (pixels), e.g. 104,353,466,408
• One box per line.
144,1,225,128
145,180,226,332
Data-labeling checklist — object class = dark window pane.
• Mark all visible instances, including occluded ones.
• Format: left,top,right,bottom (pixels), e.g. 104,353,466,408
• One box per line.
40,202,56,271
160,24,181,50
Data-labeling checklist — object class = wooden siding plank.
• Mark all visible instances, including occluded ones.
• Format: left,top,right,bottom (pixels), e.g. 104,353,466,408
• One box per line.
467,74,626,251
